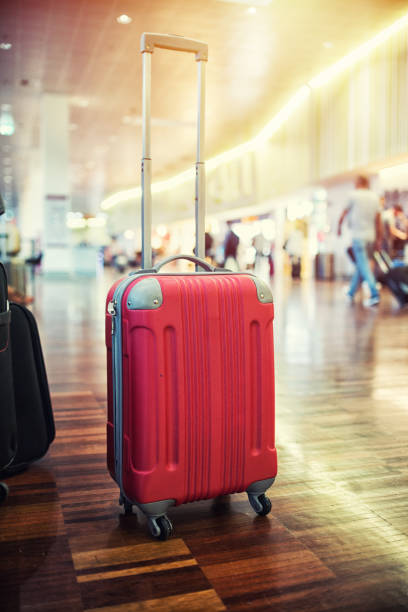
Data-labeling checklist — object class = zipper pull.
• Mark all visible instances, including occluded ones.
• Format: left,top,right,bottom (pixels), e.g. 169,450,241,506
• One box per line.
108,300,117,335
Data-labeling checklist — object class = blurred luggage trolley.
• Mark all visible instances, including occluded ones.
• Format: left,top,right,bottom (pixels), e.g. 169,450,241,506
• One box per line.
106,33,277,540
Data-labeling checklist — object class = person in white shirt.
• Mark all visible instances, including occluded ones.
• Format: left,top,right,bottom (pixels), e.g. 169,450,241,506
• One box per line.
338,175,382,307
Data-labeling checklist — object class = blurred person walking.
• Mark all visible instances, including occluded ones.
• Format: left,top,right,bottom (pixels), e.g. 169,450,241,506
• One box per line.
223,221,240,271
338,175,382,307
388,204,408,259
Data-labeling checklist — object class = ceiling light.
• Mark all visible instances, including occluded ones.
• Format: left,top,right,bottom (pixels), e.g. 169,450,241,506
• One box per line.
323,41,333,49
0,42,12,50
70,96,89,108
247,7,257,14
87,216,106,228
116,14,132,25
4,176,12,184
0,104,15,136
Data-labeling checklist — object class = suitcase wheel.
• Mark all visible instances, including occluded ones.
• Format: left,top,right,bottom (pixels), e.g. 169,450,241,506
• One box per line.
0,482,9,503
148,515,173,541
248,493,272,516
119,494,134,515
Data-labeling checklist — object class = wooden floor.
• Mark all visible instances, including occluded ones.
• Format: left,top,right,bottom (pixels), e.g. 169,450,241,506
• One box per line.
1,273,408,611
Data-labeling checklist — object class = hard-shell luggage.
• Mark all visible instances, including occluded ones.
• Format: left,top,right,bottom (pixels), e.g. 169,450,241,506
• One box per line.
374,251,408,307
106,34,277,540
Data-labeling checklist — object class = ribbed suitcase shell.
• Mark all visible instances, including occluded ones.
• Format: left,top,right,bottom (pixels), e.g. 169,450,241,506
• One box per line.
106,272,276,506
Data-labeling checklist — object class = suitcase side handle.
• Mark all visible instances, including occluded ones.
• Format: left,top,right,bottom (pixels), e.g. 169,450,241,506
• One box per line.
154,254,216,273
141,33,208,61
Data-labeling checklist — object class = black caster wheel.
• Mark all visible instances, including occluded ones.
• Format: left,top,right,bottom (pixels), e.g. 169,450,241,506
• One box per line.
248,493,272,516
148,515,173,541
0,482,9,503
123,501,133,515
119,494,133,515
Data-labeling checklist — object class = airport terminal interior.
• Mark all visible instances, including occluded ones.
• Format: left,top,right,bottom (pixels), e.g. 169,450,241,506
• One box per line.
1,1,408,611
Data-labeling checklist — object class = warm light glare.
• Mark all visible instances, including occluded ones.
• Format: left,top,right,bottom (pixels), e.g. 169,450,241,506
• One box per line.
101,11,408,211
117,14,132,25
379,162,408,190
247,7,257,14
87,216,107,228
309,13,408,88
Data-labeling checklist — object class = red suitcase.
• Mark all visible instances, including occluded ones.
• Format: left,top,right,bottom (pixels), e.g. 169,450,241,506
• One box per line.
106,34,277,540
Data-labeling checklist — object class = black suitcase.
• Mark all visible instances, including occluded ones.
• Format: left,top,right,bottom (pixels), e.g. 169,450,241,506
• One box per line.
374,251,408,307
0,263,17,500
0,263,55,480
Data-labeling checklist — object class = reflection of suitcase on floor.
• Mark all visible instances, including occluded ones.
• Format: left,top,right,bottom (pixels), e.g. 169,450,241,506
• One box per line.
374,251,408,306
106,34,277,540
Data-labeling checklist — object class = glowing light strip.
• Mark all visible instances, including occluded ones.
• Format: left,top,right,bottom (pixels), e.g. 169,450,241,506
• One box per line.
309,13,408,88
101,12,408,211
101,86,310,210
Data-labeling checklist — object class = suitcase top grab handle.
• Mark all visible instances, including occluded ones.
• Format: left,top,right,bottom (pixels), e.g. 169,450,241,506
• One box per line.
140,33,207,269
153,254,216,273
141,33,208,61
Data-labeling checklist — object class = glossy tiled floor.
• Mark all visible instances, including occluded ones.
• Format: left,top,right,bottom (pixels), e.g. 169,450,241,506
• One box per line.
1,272,408,611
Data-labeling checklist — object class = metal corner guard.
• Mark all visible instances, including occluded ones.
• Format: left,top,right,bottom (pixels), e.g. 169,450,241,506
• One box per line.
127,277,163,310
251,277,274,304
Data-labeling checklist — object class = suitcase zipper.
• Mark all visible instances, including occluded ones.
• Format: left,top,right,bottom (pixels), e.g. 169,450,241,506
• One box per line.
107,300,116,334
110,274,149,493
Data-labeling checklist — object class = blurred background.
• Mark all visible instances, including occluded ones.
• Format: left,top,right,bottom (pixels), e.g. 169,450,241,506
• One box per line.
0,0,408,296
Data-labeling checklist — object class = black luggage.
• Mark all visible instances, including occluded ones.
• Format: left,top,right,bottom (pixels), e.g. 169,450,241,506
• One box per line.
0,264,55,480
374,251,408,307
0,263,17,500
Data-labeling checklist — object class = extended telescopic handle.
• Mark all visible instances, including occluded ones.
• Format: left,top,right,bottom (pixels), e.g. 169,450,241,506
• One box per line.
140,33,208,61
140,33,208,269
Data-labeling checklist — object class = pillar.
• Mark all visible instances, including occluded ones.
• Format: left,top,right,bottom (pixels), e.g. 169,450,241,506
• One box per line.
41,93,71,275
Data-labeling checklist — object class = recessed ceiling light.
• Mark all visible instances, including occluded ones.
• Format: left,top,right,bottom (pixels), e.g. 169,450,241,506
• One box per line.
116,14,132,24
323,41,333,49
0,42,12,50
70,96,89,108
247,6,257,13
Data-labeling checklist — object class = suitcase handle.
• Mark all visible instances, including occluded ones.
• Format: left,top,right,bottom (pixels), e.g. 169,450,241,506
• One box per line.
153,254,216,273
140,33,208,269
141,33,208,61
